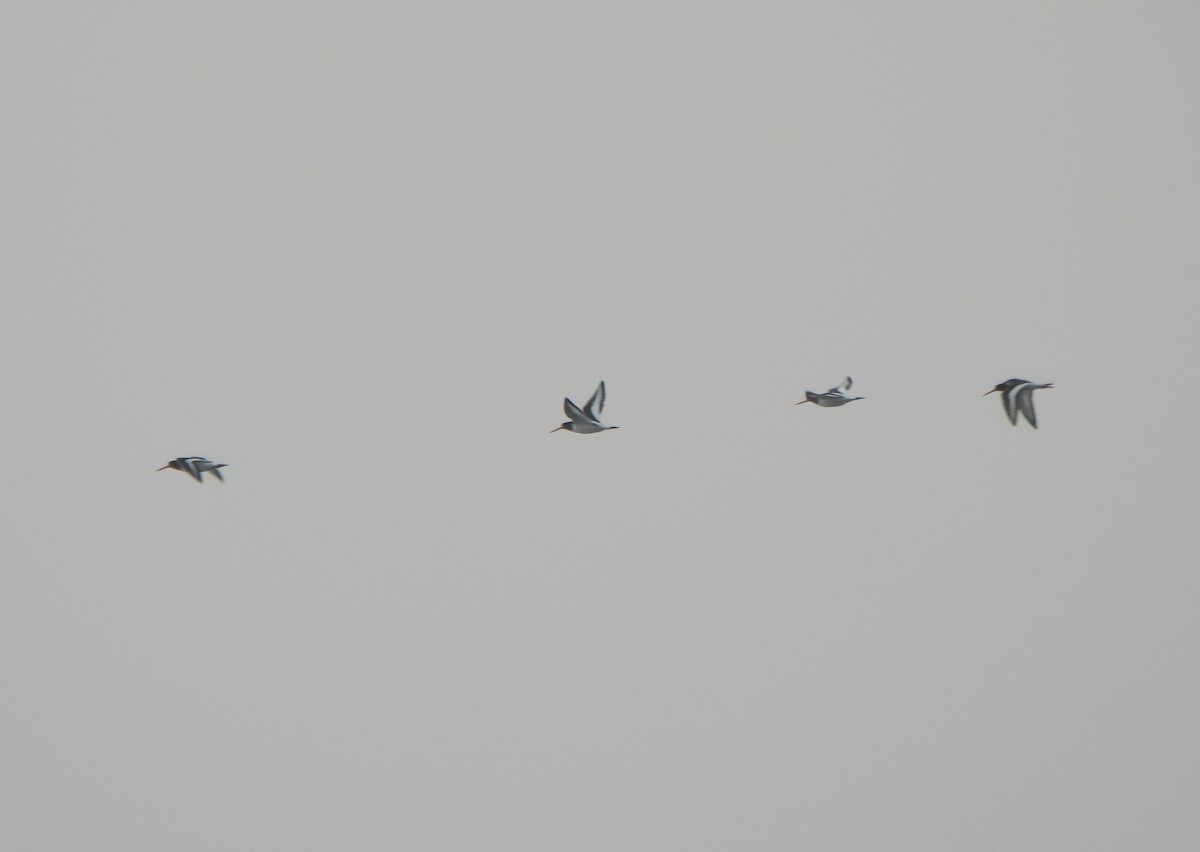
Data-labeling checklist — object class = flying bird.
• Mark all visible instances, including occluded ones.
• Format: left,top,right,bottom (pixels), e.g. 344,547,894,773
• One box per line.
551,381,619,434
796,376,863,407
157,457,228,483
984,379,1054,428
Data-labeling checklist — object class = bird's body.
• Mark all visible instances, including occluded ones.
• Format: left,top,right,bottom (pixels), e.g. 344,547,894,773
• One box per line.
984,379,1053,428
796,376,863,407
157,456,228,483
551,381,619,433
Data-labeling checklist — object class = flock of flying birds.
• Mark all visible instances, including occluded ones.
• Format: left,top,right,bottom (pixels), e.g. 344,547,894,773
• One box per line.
156,376,1054,483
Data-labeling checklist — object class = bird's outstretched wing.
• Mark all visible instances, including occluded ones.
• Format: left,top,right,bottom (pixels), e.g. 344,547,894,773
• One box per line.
584,381,606,418
563,397,589,425
1015,386,1038,429
1001,386,1022,425
824,377,851,395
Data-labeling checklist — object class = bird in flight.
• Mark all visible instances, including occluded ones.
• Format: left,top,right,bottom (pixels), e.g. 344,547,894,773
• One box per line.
157,456,228,483
984,379,1054,428
551,381,619,434
796,376,864,407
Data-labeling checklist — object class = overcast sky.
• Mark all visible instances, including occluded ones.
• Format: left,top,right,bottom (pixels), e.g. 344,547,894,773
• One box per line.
3,2,1199,850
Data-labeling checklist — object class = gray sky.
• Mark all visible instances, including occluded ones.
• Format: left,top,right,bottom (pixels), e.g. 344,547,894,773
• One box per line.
3,2,1199,849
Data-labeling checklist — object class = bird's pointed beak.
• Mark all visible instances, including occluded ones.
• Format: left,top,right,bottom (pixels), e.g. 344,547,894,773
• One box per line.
795,399,811,405
156,465,169,471
549,425,565,433
983,389,998,396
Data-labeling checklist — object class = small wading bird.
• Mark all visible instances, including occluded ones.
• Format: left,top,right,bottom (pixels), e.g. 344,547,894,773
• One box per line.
796,376,863,407
157,457,228,483
985,379,1053,428
551,381,618,434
